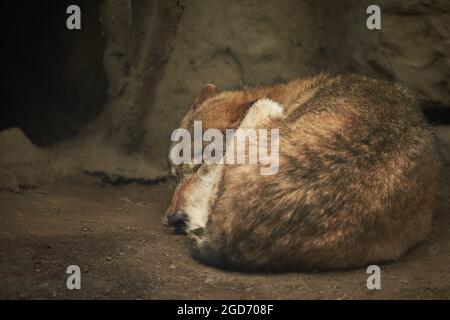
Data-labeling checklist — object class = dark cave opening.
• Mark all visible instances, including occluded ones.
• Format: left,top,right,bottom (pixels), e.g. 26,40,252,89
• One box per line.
0,0,107,146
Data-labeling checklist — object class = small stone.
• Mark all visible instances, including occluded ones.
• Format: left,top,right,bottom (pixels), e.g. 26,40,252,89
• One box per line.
119,197,133,205
81,226,90,232
169,264,177,269
429,246,438,255
204,277,214,284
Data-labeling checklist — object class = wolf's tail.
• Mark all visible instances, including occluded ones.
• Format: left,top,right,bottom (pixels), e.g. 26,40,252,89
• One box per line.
190,235,244,271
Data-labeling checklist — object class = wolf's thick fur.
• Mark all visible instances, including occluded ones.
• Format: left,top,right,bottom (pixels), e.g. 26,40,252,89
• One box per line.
166,74,440,271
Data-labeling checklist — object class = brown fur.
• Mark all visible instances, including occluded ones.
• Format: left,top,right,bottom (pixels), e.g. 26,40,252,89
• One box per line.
166,74,441,271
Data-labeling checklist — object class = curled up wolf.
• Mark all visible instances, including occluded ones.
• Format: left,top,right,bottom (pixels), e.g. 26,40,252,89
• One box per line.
163,74,440,272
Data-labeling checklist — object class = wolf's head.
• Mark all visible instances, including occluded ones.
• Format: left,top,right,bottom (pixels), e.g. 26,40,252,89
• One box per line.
165,84,220,234
164,84,255,234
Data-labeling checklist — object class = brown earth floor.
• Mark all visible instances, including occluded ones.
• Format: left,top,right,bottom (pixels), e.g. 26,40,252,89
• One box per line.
0,127,449,299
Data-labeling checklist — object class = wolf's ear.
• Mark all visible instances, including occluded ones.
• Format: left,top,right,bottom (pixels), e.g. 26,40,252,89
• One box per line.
191,84,218,110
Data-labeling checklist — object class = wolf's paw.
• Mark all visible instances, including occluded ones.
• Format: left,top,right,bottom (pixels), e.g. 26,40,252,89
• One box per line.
240,98,284,129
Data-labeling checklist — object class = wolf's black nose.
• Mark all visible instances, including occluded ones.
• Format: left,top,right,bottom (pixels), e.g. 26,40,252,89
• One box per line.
167,211,189,234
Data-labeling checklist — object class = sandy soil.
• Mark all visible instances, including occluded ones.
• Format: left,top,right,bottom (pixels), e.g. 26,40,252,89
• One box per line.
0,130,449,300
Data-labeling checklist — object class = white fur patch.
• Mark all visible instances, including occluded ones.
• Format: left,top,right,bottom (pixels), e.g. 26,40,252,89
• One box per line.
183,165,223,231
240,98,284,129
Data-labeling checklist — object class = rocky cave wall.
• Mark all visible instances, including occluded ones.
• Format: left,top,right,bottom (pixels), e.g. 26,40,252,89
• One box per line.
148,0,450,168
0,0,449,188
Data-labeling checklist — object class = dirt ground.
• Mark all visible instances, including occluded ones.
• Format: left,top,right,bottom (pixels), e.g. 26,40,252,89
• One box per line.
0,128,449,300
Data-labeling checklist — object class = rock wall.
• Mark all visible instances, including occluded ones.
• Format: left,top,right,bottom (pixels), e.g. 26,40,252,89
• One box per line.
147,0,449,167
147,0,320,167
350,0,449,106
1,0,448,186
